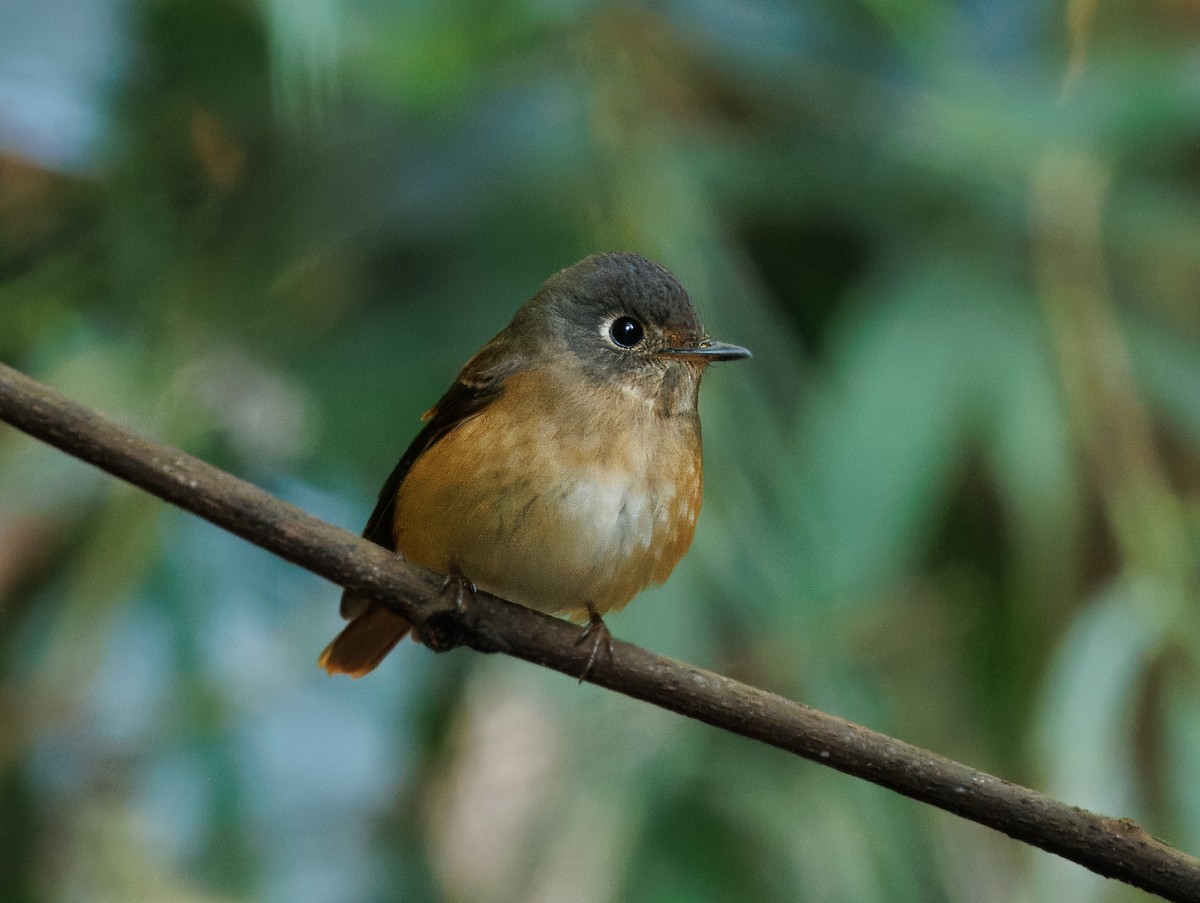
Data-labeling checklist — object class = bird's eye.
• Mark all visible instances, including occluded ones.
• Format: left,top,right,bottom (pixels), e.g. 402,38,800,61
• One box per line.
609,316,645,348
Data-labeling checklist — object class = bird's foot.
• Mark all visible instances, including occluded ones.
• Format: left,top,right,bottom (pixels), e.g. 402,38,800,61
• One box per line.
575,606,614,682
443,570,476,613
421,570,475,652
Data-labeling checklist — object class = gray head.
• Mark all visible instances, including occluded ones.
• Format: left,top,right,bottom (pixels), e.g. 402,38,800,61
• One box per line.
510,253,749,411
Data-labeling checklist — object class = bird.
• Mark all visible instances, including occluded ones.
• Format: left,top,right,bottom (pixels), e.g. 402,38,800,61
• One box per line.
319,252,750,678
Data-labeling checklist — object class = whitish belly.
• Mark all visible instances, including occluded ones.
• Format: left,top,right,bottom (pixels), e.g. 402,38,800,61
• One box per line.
461,464,693,618
394,397,701,619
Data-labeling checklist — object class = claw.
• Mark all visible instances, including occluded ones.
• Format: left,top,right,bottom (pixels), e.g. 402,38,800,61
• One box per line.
441,571,475,613
575,606,614,682
423,570,475,651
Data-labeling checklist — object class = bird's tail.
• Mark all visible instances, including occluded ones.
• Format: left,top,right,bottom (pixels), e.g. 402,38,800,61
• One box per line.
318,604,411,678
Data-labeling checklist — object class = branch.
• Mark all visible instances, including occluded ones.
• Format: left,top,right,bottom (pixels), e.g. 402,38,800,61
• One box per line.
1,360,1197,902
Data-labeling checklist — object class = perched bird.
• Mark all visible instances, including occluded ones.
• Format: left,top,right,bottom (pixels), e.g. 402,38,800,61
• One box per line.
320,252,750,677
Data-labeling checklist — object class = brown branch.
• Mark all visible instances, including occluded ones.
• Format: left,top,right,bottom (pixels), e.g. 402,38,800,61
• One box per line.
1,359,1198,902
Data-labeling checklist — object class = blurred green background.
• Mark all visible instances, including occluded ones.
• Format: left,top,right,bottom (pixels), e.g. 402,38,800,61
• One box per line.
2,0,1200,901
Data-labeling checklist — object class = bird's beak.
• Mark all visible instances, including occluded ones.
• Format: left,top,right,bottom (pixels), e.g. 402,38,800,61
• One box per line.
658,339,752,363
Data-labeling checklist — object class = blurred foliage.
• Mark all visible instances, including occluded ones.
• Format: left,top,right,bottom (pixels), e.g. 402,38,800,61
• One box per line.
2,0,1200,901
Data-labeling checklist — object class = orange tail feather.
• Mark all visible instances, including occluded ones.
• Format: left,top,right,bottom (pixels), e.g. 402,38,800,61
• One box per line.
319,605,412,678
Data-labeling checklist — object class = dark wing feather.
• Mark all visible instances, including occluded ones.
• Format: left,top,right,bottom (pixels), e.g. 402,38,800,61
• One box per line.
339,342,520,617
356,378,504,549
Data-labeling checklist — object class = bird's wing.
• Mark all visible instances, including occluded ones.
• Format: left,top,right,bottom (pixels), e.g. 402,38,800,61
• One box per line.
340,340,521,618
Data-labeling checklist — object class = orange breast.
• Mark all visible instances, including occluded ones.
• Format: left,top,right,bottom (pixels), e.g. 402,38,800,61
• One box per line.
392,371,703,619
